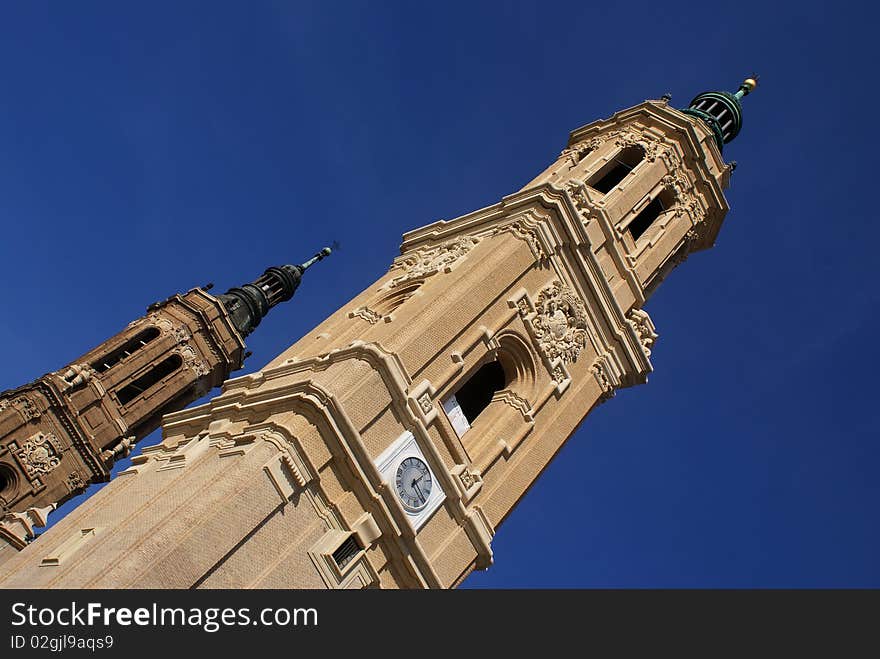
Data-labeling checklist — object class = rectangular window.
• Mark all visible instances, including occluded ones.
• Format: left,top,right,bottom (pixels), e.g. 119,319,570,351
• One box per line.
332,535,362,570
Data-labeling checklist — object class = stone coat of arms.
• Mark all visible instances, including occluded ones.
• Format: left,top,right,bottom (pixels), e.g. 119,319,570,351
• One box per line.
532,281,589,363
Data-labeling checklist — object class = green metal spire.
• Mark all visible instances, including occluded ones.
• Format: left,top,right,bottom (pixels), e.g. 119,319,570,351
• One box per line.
680,76,758,152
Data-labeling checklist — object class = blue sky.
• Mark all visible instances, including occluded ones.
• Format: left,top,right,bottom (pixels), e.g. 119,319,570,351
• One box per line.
1,2,877,587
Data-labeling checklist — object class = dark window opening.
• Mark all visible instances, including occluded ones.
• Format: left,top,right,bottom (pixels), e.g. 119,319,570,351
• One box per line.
0,464,15,497
455,360,507,424
628,190,674,241
587,145,645,194
332,535,362,570
92,327,161,374
117,355,182,406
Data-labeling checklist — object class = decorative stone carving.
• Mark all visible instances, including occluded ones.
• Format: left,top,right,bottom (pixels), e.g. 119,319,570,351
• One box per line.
491,211,549,262
60,363,95,390
459,468,477,490
0,398,9,412
531,281,589,364
626,308,658,357
66,471,85,493
417,393,433,415
12,397,39,421
613,128,662,163
516,297,533,317
176,344,210,377
390,236,480,288
591,359,615,403
662,173,705,223
349,306,383,325
172,325,191,344
552,365,567,384
17,432,60,477
494,390,533,421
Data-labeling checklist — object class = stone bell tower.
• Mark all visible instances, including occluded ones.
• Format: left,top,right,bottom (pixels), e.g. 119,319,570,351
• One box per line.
0,249,332,550
0,78,757,588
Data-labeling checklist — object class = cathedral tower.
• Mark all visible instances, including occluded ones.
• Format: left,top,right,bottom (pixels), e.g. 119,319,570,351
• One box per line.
0,250,331,548
0,79,756,587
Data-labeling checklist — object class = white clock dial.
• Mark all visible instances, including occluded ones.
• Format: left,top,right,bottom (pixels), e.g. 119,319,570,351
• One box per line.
395,456,433,511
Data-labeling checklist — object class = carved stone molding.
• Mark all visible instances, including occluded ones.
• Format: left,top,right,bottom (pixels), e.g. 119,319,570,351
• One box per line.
390,236,480,288
531,281,589,364
493,390,534,422
16,432,60,478
176,343,210,377
491,212,549,262
591,359,615,404
626,308,658,358
12,397,39,421
349,306,383,325
662,172,705,224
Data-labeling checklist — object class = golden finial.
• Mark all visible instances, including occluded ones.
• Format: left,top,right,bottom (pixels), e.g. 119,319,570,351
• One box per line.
735,74,759,100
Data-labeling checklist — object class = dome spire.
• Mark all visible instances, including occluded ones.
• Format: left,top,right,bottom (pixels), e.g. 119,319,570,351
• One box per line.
217,246,333,337
680,75,758,152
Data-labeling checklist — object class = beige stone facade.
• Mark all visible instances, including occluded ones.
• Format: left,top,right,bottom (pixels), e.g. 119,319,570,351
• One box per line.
0,96,737,588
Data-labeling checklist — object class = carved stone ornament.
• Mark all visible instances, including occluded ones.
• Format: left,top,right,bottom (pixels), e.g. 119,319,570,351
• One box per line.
459,468,477,490
531,281,589,364
390,236,480,288
12,397,39,421
349,306,383,325
176,344,210,377
591,359,615,403
662,173,705,223
17,432,60,478
565,180,599,223
626,308,658,357
491,212,549,262
66,471,85,493
0,398,9,412
417,393,433,415
552,364,567,384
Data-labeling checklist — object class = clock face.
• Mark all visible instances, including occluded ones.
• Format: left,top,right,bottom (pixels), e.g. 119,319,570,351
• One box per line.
395,456,433,511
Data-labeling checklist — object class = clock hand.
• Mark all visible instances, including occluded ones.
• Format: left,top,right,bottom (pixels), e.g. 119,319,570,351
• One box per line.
413,481,424,502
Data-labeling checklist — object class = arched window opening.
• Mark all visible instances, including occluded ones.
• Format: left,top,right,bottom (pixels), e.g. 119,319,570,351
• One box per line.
587,145,645,194
374,282,421,316
117,354,182,406
449,360,507,429
628,189,676,242
92,327,161,374
0,463,16,498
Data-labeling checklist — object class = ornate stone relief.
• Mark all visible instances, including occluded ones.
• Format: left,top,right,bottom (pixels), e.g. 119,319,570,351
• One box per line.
662,172,705,223
390,236,480,288
12,397,39,421
459,468,477,490
591,358,615,404
16,432,60,478
490,211,551,262
626,308,658,358
551,364,568,384
66,471,85,493
531,281,589,364
417,393,433,415
176,343,210,377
